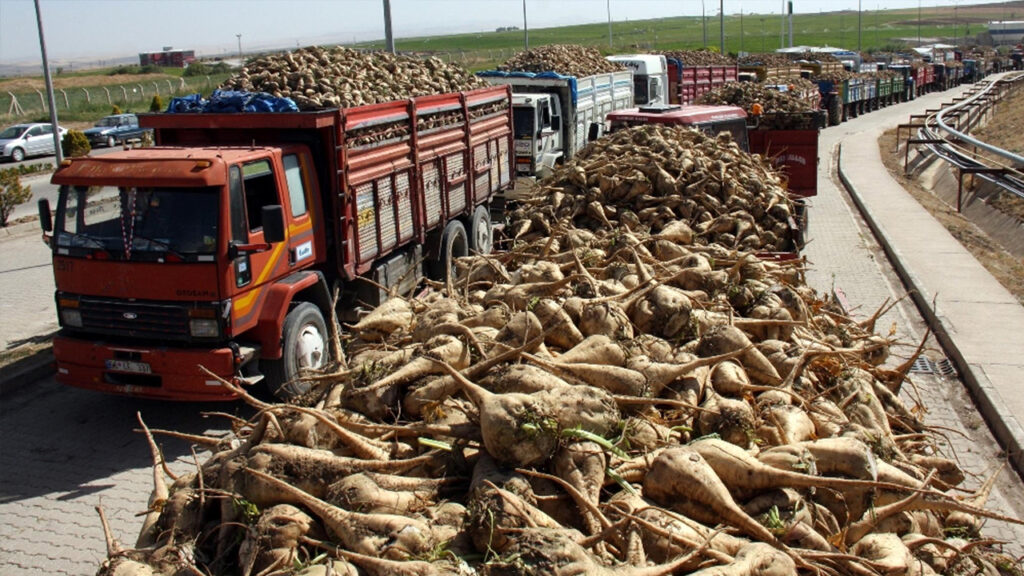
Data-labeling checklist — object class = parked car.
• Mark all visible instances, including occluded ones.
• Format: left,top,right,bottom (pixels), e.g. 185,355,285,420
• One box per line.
0,123,67,163
83,113,153,148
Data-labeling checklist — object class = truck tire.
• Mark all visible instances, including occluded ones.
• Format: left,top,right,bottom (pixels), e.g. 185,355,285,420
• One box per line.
429,219,469,283
468,205,493,255
827,98,841,127
263,302,329,400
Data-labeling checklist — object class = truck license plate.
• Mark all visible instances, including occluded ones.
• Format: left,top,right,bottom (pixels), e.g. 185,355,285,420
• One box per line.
105,359,152,374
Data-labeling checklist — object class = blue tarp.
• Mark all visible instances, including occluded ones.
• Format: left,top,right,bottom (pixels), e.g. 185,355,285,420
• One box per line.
476,70,579,106
166,90,299,113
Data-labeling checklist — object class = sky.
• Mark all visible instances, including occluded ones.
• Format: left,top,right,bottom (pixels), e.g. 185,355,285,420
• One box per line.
0,0,1015,68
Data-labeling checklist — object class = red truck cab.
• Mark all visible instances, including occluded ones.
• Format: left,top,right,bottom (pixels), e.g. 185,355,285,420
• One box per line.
45,146,327,400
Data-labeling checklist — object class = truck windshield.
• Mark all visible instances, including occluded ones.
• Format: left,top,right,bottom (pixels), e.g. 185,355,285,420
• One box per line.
512,106,536,139
633,77,650,105
54,185,219,261
705,119,749,152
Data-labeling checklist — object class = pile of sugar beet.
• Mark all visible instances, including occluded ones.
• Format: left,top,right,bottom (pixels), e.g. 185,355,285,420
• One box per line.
98,125,1023,576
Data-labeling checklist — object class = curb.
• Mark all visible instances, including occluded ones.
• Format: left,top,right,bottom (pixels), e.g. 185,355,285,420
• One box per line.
836,143,1024,477
0,346,55,398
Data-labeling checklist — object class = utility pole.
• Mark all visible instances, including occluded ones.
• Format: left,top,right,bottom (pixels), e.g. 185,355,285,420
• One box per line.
921,0,929,45
607,0,613,49
720,0,725,54
523,0,529,51
34,0,61,164
236,34,242,63
788,1,793,48
740,8,745,54
858,0,863,51
702,0,707,49
383,0,395,54
780,0,786,49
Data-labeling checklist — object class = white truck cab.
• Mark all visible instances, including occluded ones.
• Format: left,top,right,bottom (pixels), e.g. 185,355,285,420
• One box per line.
607,54,669,106
512,93,564,178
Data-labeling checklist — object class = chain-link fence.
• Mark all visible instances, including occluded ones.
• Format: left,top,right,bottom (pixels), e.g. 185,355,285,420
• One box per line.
2,74,231,122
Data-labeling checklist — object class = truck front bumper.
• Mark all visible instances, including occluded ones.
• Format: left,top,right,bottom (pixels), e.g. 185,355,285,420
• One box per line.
52,333,245,401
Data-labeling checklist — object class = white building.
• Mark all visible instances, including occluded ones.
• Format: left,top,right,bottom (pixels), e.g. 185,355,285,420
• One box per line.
988,21,1024,46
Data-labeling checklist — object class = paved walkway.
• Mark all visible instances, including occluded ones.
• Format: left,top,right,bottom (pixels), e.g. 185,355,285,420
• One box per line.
836,102,1024,475
803,81,1024,548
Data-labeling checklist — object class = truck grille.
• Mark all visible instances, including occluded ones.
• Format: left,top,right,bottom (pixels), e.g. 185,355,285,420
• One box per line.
78,296,191,341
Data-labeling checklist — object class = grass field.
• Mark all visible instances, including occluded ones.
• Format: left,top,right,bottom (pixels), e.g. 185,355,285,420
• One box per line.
1,1,1020,127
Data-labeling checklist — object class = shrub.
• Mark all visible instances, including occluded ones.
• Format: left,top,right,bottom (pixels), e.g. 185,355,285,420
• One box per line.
183,61,208,77
149,94,164,112
112,104,123,115
0,169,32,227
62,130,92,158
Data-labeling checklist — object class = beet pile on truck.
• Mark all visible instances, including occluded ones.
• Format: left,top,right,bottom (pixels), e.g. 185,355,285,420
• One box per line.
36,85,514,401
605,102,814,257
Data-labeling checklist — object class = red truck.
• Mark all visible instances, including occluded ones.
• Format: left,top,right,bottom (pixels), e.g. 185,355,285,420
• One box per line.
607,104,819,201
606,103,818,255
667,59,739,105
38,86,514,401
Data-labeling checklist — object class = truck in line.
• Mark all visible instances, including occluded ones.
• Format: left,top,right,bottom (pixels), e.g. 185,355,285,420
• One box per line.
37,86,515,401
478,70,633,178
605,103,820,255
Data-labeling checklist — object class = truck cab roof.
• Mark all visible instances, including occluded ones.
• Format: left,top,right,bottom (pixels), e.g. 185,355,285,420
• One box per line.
51,147,279,188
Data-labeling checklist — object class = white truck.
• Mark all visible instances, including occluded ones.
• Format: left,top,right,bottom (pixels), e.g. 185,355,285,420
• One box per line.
606,54,670,106
478,70,633,178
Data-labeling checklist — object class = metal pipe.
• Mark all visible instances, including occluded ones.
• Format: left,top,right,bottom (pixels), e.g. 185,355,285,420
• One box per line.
935,75,1024,166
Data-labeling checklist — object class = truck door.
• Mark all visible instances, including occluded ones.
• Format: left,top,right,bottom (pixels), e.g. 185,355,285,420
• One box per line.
228,158,286,293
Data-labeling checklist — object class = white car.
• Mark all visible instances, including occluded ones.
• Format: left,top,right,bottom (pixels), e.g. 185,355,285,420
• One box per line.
0,122,68,163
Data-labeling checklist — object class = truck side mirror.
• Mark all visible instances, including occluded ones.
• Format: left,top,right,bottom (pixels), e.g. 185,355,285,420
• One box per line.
38,199,53,233
261,205,286,244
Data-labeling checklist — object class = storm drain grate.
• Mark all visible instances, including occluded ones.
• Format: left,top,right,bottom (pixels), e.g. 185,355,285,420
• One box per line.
908,357,957,378
935,358,957,378
909,357,936,374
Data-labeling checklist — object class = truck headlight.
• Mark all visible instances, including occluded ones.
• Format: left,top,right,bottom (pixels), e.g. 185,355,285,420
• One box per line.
61,308,83,327
189,318,220,338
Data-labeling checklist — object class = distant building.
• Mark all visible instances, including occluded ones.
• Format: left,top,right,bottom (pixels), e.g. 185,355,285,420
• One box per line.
987,21,1024,46
139,48,196,68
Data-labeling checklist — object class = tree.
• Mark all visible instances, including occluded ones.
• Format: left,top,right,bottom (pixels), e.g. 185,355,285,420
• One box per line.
0,169,32,227
62,130,92,158
150,94,164,112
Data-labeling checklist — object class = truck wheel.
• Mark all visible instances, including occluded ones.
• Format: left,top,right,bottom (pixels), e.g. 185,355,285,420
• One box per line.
263,302,329,400
10,147,24,163
468,205,493,255
429,220,469,283
827,98,841,127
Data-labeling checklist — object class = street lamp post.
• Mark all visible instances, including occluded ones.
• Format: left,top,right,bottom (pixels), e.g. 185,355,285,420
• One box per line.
35,0,61,164
236,34,242,63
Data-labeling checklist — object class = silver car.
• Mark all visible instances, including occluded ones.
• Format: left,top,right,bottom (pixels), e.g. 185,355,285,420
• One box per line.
0,122,68,163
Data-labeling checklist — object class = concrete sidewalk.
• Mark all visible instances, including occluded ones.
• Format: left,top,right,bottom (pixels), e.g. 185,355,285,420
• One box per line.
838,127,1024,474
